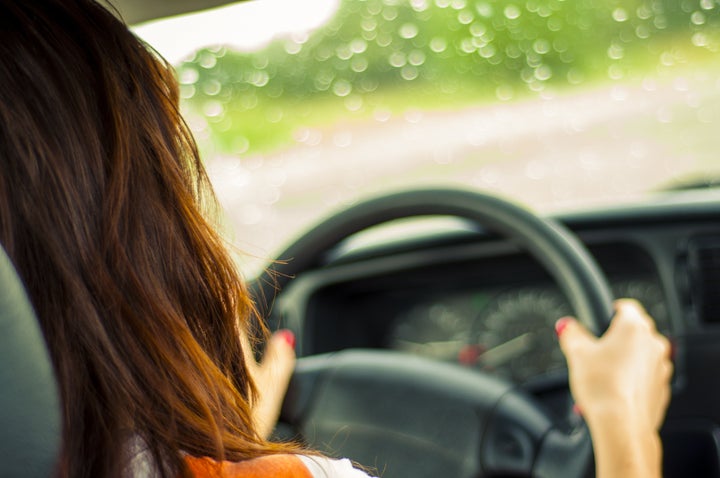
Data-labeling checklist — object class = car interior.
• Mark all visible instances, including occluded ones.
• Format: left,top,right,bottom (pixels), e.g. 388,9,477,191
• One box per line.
3,0,720,477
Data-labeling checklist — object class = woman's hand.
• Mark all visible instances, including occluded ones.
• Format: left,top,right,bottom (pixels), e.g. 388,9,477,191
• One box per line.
243,330,297,439
557,299,673,478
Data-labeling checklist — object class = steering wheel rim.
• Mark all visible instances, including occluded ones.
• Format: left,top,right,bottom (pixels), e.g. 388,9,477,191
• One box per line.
254,188,613,335
252,188,614,478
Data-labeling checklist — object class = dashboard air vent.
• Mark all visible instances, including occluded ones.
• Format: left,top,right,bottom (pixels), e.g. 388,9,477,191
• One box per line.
687,237,720,325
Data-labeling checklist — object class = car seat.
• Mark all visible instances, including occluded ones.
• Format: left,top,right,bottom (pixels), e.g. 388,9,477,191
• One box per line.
0,245,60,475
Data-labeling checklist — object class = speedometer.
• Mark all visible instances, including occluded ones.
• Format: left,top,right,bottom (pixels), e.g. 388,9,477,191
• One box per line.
474,288,572,383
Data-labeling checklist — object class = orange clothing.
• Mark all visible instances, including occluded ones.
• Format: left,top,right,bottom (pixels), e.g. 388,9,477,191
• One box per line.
185,454,313,478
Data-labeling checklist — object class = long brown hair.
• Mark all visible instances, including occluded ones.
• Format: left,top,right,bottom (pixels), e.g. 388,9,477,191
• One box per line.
0,1,294,476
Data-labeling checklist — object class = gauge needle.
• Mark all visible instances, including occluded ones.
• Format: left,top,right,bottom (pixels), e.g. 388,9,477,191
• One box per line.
394,339,465,359
479,333,534,368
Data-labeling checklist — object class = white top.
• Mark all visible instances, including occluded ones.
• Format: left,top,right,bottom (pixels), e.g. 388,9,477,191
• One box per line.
298,456,377,478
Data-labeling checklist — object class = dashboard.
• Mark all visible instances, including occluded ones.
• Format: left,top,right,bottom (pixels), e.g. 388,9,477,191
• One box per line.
273,191,720,476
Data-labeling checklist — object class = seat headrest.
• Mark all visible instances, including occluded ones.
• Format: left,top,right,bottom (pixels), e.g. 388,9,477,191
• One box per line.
0,246,60,474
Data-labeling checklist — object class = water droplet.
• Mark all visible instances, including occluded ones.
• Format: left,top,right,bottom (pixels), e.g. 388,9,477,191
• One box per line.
249,71,269,88
533,39,550,55
265,107,283,123
470,22,487,37
203,79,222,96
700,0,714,9
231,136,249,155
547,17,562,32
252,56,269,69
691,11,706,25
430,37,448,53
382,6,398,21
654,15,668,29
607,43,624,60
635,25,650,39
458,10,474,24
408,50,426,66
401,65,419,80
361,18,377,32
180,84,195,99
567,68,584,85
496,84,514,101
179,68,199,85
534,64,552,81
285,41,302,55
336,45,353,61
504,5,521,20
389,51,407,67
410,0,430,12
460,38,475,54
376,32,393,48
400,23,419,39
607,64,624,80
435,0,451,8
332,79,352,97
636,5,652,19
198,52,217,69
351,38,368,54
351,57,369,72
612,8,628,22
478,45,496,58
203,100,223,118
692,32,709,47
476,2,492,17
345,95,364,112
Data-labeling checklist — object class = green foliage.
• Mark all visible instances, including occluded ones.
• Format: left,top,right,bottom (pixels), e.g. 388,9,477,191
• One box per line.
178,0,720,156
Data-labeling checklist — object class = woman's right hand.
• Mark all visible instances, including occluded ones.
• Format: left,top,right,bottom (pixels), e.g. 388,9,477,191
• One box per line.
557,299,673,478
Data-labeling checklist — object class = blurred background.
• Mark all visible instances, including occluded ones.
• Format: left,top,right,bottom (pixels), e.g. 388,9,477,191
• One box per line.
133,0,720,274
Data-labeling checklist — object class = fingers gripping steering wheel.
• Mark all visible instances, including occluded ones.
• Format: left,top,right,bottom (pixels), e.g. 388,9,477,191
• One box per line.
251,189,614,478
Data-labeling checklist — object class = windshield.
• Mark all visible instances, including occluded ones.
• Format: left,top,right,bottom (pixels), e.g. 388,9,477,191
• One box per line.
134,0,720,272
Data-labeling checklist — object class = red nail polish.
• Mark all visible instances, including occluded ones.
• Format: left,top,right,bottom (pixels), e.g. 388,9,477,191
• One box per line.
555,318,571,337
277,330,296,349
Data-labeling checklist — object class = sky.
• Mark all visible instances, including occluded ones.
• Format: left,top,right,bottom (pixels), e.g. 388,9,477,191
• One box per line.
132,0,339,64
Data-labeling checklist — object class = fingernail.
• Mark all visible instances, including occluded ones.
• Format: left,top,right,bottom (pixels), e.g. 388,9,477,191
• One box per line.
555,317,572,337
277,330,296,349
572,403,583,416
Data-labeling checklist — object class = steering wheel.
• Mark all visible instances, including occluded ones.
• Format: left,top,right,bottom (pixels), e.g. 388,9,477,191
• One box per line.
251,188,614,478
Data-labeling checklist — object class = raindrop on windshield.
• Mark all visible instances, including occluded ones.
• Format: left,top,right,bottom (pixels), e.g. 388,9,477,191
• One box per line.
179,68,199,85
401,65,419,80
333,79,353,97
430,37,448,52
400,23,419,39
408,50,426,66
607,43,624,60
389,51,407,67
504,5,521,20
612,8,628,22
458,10,474,24
691,11,706,25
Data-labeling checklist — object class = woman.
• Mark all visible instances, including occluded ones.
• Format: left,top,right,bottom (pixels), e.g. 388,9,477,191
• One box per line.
0,1,671,477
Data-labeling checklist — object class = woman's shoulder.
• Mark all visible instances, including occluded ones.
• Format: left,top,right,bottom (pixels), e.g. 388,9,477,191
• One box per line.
297,455,378,478
183,453,377,478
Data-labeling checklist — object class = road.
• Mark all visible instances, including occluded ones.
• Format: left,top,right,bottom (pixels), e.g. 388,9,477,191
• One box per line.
206,72,720,274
